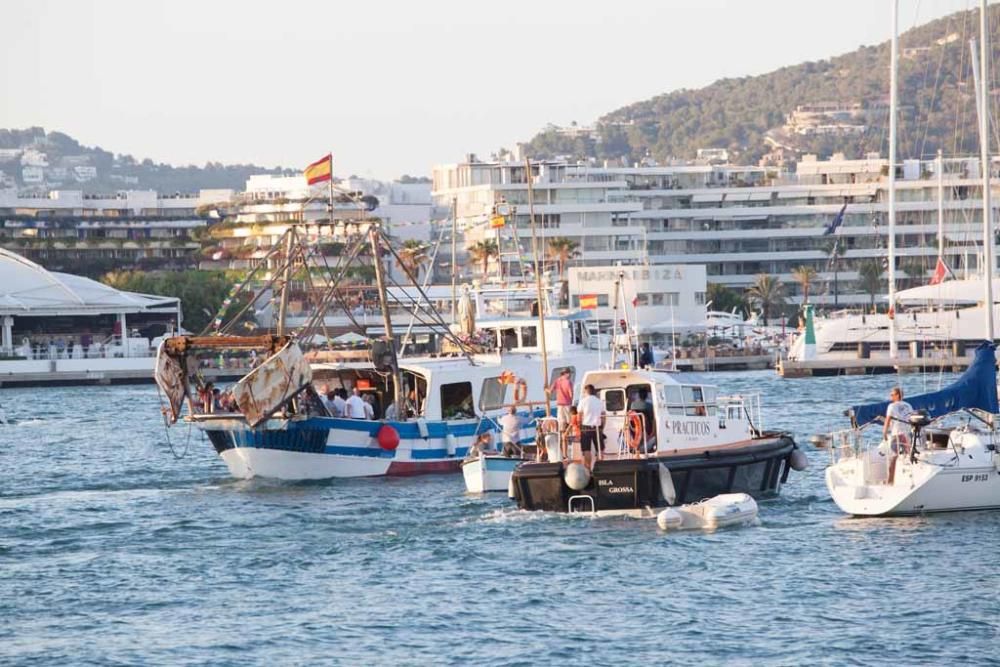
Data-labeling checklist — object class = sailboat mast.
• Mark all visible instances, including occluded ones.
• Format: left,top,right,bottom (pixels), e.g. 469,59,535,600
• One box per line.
276,226,295,336
887,0,898,358
525,158,551,416
369,226,403,415
937,149,944,259
450,197,458,325
980,0,996,341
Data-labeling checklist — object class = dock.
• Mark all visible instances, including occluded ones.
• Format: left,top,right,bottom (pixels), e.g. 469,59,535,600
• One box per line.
777,356,973,378
672,353,774,372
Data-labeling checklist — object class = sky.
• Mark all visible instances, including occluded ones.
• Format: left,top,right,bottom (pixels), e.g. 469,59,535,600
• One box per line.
0,0,984,179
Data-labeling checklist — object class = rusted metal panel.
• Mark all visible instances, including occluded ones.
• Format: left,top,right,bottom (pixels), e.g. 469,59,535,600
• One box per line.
162,334,290,357
154,341,188,424
232,341,313,427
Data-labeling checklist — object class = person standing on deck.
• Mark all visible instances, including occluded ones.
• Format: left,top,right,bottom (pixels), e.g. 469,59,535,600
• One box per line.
577,384,605,470
883,386,913,484
345,388,368,419
547,369,575,455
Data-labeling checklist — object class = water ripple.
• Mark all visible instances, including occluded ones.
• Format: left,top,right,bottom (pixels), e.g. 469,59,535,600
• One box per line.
1,375,999,663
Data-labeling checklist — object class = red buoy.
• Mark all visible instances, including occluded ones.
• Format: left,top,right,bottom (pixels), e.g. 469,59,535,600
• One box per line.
376,424,400,451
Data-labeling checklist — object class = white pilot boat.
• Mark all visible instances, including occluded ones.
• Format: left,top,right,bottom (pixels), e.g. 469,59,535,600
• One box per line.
824,342,1000,516
509,366,807,516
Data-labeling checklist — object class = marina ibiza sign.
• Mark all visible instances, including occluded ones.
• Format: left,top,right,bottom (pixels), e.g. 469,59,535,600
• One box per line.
574,267,685,284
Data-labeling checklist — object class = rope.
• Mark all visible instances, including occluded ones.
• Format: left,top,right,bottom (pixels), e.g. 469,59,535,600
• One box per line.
155,381,193,459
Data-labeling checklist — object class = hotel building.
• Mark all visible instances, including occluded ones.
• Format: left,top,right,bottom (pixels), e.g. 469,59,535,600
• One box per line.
432,152,995,307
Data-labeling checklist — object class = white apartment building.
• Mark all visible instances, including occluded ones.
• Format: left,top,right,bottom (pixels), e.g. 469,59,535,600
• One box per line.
433,152,996,307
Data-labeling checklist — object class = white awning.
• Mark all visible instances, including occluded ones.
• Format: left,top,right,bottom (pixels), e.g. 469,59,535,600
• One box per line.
724,192,752,203
747,191,773,201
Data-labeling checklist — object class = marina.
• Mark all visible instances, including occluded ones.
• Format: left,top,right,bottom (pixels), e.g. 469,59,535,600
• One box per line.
9,0,1000,663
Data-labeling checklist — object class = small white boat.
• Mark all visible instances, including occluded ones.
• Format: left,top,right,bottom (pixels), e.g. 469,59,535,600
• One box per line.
656,493,758,530
825,342,1000,516
462,453,524,493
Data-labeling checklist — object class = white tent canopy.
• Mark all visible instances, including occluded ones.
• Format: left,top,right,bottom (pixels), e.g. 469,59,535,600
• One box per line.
0,248,179,316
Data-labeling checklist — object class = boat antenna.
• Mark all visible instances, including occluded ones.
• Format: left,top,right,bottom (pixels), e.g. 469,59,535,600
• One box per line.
369,225,404,417
979,0,996,342
888,0,898,359
526,157,552,417
276,225,296,337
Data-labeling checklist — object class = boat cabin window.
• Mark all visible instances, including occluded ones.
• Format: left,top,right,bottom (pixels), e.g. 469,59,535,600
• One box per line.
479,377,508,412
663,385,684,415
441,381,475,419
603,388,626,413
681,385,717,417
500,328,518,350
520,326,538,347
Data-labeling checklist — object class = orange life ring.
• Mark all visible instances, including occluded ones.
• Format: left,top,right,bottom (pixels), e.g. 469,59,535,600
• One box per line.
626,412,644,451
513,378,528,403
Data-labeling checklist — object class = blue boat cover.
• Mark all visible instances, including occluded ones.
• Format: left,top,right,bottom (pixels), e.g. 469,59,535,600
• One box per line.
850,342,999,426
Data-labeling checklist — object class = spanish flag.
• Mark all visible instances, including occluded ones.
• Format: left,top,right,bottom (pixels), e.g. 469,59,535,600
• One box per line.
304,153,333,185
579,294,599,310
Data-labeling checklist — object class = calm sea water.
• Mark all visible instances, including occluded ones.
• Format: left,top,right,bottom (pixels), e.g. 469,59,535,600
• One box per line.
2,371,998,665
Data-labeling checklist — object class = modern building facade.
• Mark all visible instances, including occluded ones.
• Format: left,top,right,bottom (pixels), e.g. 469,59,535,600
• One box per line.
432,152,996,307
0,188,230,274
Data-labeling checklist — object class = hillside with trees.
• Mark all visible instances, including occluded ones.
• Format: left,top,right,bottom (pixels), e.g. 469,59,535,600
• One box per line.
0,127,295,193
523,5,997,165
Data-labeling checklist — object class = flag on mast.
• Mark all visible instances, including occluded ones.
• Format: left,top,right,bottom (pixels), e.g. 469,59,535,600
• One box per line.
579,294,599,310
823,202,848,235
304,154,333,185
928,257,954,285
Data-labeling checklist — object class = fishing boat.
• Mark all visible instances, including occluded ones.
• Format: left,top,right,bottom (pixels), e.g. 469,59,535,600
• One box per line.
509,366,806,516
154,217,605,480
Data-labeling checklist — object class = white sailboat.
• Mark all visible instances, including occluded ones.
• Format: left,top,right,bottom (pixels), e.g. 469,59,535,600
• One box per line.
824,0,1000,516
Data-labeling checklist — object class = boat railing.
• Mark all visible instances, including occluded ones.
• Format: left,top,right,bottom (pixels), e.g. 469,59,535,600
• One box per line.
719,392,764,435
828,423,901,486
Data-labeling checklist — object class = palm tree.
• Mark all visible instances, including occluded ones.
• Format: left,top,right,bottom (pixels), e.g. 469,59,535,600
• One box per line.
745,273,787,325
898,256,925,289
468,239,499,279
857,260,884,310
546,237,580,280
791,265,819,304
706,282,744,314
397,239,429,280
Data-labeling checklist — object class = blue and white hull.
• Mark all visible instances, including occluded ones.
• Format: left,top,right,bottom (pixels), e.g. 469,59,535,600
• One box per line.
201,416,486,480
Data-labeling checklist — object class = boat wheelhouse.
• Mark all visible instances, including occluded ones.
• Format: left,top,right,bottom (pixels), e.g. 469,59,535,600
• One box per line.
510,367,803,516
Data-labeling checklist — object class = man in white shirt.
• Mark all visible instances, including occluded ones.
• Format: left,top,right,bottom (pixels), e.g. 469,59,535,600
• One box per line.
498,407,522,457
883,386,913,484
331,389,347,417
883,386,914,442
362,394,375,420
577,384,605,469
345,388,368,419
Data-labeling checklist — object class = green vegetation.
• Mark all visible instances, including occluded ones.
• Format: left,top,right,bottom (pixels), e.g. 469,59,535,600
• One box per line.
523,6,994,165
857,260,885,308
745,274,787,325
468,239,499,278
791,265,819,304
706,283,745,315
545,237,580,280
101,269,249,333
